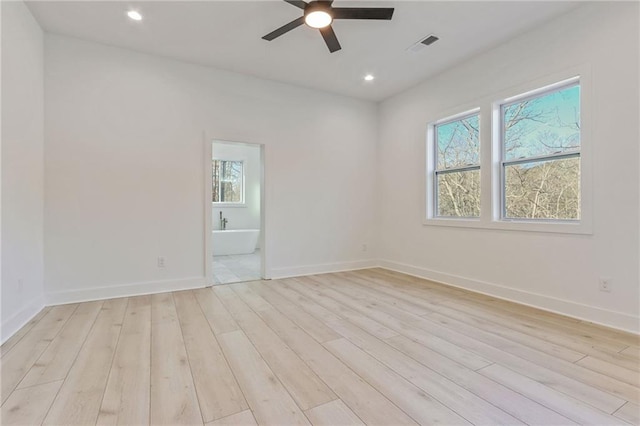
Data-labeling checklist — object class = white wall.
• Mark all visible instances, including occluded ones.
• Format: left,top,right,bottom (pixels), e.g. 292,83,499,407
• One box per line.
212,141,261,232
377,2,640,332
3,1,631,335
1,1,45,342
44,34,378,303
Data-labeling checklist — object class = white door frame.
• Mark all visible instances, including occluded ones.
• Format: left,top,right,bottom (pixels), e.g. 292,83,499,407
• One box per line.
203,136,266,286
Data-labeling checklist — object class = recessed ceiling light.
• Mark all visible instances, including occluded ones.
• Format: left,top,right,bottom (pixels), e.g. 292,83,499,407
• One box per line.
127,10,142,21
364,74,375,82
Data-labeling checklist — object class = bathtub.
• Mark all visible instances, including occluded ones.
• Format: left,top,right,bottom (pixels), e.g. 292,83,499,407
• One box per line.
213,229,260,256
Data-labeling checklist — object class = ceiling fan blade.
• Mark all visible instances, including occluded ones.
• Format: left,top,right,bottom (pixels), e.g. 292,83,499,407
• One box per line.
332,8,394,20
262,16,305,41
284,0,307,9
319,25,341,53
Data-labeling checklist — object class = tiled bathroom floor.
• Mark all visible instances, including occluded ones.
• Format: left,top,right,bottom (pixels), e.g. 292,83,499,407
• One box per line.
213,249,261,285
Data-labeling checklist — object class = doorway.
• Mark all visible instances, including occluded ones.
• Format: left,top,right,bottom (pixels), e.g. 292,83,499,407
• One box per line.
208,140,264,285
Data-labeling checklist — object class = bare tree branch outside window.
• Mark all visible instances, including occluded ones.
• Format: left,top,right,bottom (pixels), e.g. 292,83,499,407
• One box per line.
502,84,580,220
435,114,481,217
212,160,244,203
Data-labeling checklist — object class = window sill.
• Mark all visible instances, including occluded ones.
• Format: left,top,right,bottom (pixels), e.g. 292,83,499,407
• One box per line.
422,217,592,235
213,203,247,208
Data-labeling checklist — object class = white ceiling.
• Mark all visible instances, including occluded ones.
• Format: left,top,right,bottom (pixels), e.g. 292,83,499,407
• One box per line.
26,1,581,101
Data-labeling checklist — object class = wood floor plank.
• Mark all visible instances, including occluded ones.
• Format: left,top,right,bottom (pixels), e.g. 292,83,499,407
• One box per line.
581,349,640,374
431,292,632,361
1,304,77,405
304,399,364,426
1,269,637,425
614,402,640,425
422,294,640,371
335,272,596,370
326,319,524,425
174,290,249,423
273,279,343,323
254,305,418,425
325,338,470,425
336,273,587,363
150,293,202,425
296,276,627,413
230,282,272,311
194,287,239,335
96,295,151,426
246,282,341,343
18,301,103,389
43,298,128,425
386,334,577,425
217,330,310,425
577,355,640,387
428,312,640,405
214,286,336,411
206,409,257,426
363,268,638,351
294,276,492,370
479,364,628,425
622,346,640,358
289,278,399,340
424,304,627,367
332,272,431,316
1,380,62,426
1,307,51,358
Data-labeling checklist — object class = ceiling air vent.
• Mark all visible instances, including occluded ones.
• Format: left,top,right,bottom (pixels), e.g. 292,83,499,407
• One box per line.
421,35,439,46
407,34,440,53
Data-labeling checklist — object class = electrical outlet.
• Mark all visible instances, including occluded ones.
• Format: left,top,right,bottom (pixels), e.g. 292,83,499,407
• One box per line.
157,257,166,268
17,278,24,293
599,277,611,293
361,244,368,252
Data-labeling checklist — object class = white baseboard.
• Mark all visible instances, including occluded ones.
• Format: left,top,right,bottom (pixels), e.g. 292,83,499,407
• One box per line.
46,277,207,305
1,296,46,345
378,260,640,335
270,259,377,280
20,259,638,338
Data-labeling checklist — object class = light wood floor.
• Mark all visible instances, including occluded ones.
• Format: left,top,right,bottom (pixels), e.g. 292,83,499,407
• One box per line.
2,268,639,425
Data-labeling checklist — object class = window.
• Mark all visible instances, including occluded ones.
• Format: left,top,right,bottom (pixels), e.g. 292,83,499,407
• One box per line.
212,160,244,204
425,74,589,233
500,81,580,220
433,112,481,218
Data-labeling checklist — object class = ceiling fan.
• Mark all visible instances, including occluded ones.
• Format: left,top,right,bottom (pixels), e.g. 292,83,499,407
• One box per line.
262,0,394,53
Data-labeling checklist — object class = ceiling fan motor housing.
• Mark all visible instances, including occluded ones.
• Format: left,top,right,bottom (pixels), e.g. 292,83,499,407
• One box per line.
305,1,332,16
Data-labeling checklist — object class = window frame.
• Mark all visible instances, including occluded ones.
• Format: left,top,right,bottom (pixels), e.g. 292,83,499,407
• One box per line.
212,158,246,207
423,67,592,235
432,110,482,219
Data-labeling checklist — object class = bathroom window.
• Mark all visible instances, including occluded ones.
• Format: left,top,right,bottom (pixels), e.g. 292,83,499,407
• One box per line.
212,160,244,204
499,80,580,220
430,111,481,218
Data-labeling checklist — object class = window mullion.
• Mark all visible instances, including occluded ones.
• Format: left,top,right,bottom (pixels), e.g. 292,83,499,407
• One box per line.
479,105,492,224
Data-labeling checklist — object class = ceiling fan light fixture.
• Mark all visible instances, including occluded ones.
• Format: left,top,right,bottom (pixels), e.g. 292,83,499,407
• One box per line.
305,10,332,28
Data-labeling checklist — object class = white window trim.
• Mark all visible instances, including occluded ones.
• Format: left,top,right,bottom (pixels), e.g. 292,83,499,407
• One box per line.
212,158,246,207
423,65,592,235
